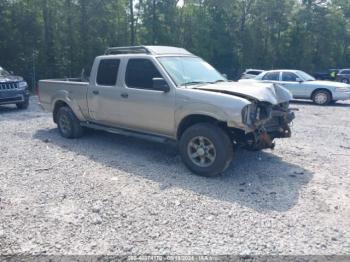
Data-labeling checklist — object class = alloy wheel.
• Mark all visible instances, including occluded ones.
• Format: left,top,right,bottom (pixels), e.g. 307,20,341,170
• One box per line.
187,136,217,167
59,114,72,135
314,92,328,105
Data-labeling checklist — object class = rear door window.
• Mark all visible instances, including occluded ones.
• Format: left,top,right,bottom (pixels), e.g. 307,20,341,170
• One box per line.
96,59,120,86
263,72,280,81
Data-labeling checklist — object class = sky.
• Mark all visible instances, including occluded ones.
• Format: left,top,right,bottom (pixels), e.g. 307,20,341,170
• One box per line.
177,0,184,8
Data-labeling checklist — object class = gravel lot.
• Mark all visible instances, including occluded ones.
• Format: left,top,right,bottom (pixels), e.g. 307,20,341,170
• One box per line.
0,96,349,256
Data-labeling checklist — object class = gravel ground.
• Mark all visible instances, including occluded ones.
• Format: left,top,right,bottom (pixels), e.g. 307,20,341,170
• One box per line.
0,96,349,256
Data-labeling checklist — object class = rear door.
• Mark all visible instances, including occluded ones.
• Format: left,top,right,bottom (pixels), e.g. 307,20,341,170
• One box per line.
261,71,281,84
87,58,124,126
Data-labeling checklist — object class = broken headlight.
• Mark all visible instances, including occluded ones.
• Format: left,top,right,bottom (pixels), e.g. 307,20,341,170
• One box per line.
242,102,273,127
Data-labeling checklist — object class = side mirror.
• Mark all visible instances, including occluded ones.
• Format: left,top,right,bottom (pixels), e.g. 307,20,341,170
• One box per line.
296,78,303,83
152,78,170,92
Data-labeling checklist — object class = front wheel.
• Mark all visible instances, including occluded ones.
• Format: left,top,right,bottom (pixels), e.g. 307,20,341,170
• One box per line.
179,123,233,177
16,98,29,110
312,90,331,105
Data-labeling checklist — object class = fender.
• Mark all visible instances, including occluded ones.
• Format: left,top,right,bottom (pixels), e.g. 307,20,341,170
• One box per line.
174,88,252,135
51,90,87,122
175,102,229,129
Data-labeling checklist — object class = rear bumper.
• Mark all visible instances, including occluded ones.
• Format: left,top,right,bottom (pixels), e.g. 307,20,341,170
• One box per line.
333,91,350,101
0,90,29,105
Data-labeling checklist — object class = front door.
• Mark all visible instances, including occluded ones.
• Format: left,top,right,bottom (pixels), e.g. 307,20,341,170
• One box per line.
116,58,175,137
280,72,305,98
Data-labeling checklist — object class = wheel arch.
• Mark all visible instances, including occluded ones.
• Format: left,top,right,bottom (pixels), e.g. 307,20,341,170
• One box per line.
53,100,71,123
311,88,333,101
176,114,228,139
51,91,86,123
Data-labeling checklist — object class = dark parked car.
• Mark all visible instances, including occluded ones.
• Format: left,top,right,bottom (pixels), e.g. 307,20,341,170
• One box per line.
314,69,340,81
0,66,29,109
336,69,350,84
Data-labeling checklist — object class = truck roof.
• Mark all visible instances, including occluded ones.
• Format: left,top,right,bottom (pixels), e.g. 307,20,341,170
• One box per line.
104,45,193,56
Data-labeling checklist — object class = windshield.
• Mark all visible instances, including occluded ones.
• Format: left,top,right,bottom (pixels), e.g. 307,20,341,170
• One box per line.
297,70,315,81
0,68,10,77
157,56,226,86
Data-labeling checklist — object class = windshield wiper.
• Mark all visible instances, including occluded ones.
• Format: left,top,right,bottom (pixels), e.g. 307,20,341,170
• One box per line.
181,81,207,87
210,79,226,84
181,80,228,87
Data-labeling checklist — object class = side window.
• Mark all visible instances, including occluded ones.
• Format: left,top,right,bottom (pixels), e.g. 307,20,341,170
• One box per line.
97,59,120,86
282,72,298,82
125,59,162,90
263,72,280,81
342,70,350,74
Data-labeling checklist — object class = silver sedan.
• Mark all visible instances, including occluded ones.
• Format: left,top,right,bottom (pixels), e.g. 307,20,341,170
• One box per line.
240,70,350,105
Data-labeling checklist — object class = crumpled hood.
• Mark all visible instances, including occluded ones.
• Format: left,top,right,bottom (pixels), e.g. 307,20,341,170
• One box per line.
0,75,23,83
193,81,293,105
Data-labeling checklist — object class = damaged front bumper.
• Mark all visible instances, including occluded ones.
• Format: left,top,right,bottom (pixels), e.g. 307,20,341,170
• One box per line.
239,102,295,150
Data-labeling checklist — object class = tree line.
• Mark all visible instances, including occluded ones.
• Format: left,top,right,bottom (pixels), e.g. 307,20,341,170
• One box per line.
1,0,350,88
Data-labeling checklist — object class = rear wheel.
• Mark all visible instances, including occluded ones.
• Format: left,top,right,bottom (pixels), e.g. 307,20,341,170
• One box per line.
56,106,84,139
179,123,233,177
312,90,331,105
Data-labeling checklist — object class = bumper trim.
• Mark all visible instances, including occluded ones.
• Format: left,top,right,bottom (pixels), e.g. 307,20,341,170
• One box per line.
333,91,350,101
0,95,25,105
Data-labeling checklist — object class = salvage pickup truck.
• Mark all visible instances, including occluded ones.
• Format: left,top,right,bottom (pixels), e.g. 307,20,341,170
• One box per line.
39,46,295,176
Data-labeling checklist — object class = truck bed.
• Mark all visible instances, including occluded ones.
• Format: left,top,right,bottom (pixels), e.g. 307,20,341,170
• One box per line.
46,78,88,83
38,78,89,116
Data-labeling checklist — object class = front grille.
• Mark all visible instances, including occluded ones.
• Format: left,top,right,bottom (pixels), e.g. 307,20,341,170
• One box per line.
0,82,19,91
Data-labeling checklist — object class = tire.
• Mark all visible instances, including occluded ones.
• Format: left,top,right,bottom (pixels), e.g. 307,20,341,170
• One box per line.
341,78,349,84
179,123,233,177
56,106,84,139
312,90,331,106
16,98,29,110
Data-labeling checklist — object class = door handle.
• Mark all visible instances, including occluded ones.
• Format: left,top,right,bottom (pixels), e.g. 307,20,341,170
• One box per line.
92,90,99,95
121,93,129,98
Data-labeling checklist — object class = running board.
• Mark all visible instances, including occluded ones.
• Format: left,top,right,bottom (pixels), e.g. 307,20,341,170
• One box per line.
81,122,173,144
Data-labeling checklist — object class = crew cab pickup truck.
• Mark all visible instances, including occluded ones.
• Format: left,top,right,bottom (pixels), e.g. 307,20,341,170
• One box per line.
39,46,295,177
0,66,30,109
